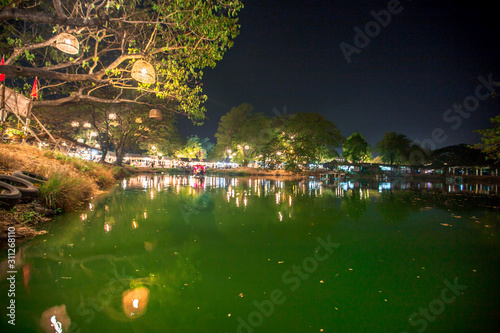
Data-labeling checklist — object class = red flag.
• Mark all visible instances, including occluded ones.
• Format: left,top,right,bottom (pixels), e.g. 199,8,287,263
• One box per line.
0,56,5,82
31,77,38,100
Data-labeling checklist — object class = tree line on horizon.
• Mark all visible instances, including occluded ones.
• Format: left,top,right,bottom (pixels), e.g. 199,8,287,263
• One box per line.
207,103,499,172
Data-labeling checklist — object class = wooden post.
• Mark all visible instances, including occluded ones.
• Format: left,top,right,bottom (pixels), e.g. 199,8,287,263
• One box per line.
31,112,60,150
12,111,42,145
0,83,5,143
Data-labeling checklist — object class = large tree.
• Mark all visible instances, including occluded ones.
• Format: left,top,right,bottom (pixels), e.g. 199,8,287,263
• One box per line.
0,0,242,121
473,115,500,162
376,132,412,167
342,132,371,163
176,135,213,160
212,103,271,164
282,112,343,165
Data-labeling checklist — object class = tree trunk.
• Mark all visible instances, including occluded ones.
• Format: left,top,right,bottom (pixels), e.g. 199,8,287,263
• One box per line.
114,139,127,166
100,148,108,163
114,150,125,166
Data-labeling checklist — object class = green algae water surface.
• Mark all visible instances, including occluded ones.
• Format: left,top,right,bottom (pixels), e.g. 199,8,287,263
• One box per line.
1,175,499,333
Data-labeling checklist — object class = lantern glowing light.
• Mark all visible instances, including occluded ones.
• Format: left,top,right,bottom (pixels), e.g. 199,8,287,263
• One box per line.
55,33,79,55
131,60,155,84
122,287,150,319
40,304,71,333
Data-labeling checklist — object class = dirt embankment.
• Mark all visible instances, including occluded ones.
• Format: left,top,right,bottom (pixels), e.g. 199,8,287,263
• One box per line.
0,144,123,247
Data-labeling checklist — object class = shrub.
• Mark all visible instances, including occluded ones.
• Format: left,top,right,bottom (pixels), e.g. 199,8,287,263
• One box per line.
38,168,96,211
112,166,131,180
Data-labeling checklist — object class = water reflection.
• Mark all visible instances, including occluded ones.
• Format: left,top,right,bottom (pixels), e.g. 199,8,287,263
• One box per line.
124,174,499,197
2,174,498,332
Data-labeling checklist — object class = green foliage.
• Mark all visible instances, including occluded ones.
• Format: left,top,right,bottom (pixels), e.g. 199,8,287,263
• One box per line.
343,132,371,163
212,103,270,164
376,132,413,166
18,210,41,223
473,115,500,162
175,135,213,160
43,150,115,188
0,0,243,122
213,104,343,171
39,170,95,211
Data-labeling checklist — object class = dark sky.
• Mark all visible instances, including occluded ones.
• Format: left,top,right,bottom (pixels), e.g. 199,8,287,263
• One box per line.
179,0,499,149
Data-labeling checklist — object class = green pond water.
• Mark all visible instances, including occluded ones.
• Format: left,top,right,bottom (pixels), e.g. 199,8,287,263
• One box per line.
1,175,499,333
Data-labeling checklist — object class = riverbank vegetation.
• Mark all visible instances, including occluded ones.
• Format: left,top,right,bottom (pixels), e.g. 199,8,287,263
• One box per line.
0,144,130,246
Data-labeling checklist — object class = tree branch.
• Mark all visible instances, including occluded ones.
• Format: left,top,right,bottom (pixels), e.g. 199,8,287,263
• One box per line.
0,7,107,27
0,65,108,84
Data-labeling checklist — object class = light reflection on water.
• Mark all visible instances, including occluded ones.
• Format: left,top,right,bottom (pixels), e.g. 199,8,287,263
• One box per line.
0,174,498,333
123,174,499,197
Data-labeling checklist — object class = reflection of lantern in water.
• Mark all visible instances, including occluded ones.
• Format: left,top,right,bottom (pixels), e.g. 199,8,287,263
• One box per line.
122,287,150,319
40,304,71,333
132,219,138,229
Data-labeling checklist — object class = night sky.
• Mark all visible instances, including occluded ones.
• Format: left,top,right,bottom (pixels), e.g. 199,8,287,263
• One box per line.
179,0,499,150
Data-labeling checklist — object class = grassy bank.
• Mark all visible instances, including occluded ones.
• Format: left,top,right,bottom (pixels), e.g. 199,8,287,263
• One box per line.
0,144,130,246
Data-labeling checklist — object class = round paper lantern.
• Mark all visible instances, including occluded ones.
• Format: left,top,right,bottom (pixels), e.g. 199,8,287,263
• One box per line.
55,33,79,55
149,109,162,120
131,60,155,84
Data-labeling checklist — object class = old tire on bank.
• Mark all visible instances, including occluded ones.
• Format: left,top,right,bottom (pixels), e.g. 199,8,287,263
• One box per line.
0,174,39,202
0,181,22,210
12,170,48,184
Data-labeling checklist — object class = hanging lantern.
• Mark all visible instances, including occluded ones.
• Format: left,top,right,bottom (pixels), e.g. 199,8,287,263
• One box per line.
109,113,117,120
131,60,155,84
83,122,91,128
71,121,79,127
55,33,79,55
149,109,162,120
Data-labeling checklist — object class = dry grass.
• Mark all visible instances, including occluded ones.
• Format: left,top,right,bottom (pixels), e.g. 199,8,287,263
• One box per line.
42,150,116,189
38,166,97,211
0,144,118,211
0,143,124,246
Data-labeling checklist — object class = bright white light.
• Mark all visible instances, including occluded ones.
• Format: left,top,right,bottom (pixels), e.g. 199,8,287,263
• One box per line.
50,315,63,333
133,299,139,308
